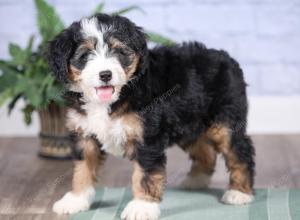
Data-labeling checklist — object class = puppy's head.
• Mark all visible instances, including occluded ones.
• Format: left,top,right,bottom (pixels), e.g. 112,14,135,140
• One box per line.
47,13,147,104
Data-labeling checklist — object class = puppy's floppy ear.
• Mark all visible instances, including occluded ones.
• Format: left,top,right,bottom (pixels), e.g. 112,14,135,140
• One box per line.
46,22,81,82
125,24,148,75
135,27,149,73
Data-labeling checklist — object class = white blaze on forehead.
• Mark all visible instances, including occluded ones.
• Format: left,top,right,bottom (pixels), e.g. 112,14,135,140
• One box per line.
81,17,103,42
80,17,110,56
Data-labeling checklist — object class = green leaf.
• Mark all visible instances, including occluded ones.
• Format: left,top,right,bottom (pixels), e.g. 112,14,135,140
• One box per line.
0,60,19,73
14,75,43,108
22,105,34,125
0,88,13,106
0,74,18,93
9,43,22,57
26,88,43,108
111,5,144,15
0,61,19,92
37,73,54,103
35,0,64,42
0,60,16,69
25,36,35,56
9,43,27,65
23,82,43,108
14,76,30,94
45,85,64,106
42,76,64,106
94,2,105,14
146,31,176,46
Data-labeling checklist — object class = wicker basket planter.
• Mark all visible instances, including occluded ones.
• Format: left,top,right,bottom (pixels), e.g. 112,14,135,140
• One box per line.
38,103,71,159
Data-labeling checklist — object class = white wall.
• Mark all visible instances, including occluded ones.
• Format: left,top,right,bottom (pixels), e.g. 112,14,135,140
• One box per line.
247,96,300,134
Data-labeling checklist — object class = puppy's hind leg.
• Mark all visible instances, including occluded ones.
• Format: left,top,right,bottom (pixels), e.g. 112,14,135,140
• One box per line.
207,125,255,205
180,135,217,189
53,137,106,214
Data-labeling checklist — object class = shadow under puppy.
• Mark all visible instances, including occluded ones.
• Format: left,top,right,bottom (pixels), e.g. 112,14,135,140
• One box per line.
46,13,255,220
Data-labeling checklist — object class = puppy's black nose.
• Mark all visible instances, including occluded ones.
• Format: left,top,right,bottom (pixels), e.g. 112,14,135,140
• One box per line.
99,70,112,83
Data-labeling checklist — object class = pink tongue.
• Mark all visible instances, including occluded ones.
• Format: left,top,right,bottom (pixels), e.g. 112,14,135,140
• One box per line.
96,86,114,102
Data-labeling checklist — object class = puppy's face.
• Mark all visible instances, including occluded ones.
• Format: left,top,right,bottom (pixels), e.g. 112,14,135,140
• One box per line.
47,14,147,104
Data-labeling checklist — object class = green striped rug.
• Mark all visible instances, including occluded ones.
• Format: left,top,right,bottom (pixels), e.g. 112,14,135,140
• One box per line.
71,188,300,220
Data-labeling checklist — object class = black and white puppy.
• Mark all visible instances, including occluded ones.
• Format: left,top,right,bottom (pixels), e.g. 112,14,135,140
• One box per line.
47,13,255,220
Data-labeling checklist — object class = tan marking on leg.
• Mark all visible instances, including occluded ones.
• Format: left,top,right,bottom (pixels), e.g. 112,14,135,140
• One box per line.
184,135,217,176
72,137,106,194
206,124,252,194
132,162,166,202
206,124,231,152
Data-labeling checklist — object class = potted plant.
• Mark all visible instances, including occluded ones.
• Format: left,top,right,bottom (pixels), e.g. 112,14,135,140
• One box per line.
0,0,174,159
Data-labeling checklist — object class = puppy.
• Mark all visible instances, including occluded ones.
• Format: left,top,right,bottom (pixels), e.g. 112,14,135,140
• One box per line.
47,13,255,220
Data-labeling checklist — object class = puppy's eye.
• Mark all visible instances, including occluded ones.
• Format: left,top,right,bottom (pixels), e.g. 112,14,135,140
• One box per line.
78,52,89,60
115,48,132,56
70,50,92,70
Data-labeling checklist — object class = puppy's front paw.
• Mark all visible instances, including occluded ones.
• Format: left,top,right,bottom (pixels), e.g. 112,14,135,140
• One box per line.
221,189,254,205
121,199,160,220
179,173,211,190
53,187,95,214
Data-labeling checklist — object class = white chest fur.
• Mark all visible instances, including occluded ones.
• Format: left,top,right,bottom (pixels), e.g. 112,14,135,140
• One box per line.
66,103,128,157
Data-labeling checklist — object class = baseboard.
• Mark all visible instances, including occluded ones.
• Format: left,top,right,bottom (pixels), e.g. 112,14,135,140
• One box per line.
0,96,299,136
